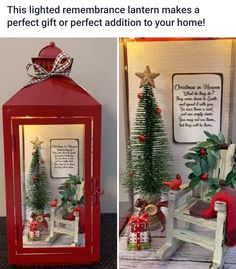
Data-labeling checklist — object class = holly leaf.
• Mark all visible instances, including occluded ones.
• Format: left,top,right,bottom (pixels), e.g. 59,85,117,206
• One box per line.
65,179,73,184
205,190,217,197
192,164,202,176
188,173,198,180
206,149,217,168
200,158,208,173
218,132,225,143
225,170,236,184
204,131,220,144
211,135,221,144
211,149,220,159
79,195,85,204
208,178,220,185
183,152,200,161
60,191,69,200
230,179,236,188
58,186,67,190
188,178,201,189
197,140,213,148
185,162,202,176
189,146,201,152
204,131,213,139
185,162,196,170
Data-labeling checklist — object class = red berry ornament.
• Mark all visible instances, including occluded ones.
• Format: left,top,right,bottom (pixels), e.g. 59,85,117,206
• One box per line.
176,174,181,179
219,180,225,186
128,171,135,177
200,149,207,155
137,92,143,99
200,173,208,181
156,107,161,114
138,135,145,142
221,143,228,150
32,176,38,181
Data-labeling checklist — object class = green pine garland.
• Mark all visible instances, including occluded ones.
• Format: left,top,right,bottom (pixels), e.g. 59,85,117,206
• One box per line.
25,139,50,212
184,131,236,197
124,84,173,197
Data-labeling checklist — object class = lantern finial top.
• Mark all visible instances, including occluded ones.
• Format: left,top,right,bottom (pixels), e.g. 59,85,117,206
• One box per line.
50,41,55,47
38,42,62,58
31,42,73,72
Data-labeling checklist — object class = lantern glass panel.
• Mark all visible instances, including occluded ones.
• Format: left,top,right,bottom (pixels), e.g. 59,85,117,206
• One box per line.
19,124,87,248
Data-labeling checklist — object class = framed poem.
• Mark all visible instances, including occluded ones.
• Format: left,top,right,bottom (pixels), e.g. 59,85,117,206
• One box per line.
50,138,79,178
172,73,223,143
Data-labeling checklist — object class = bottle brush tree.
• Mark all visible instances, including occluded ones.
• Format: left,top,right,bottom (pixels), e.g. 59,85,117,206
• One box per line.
25,137,50,213
124,66,173,199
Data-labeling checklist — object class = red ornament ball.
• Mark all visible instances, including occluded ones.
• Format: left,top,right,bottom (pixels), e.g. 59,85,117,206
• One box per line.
41,159,45,164
200,173,208,181
156,107,161,114
137,92,143,99
138,135,145,142
221,143,228,150
200,149,207,155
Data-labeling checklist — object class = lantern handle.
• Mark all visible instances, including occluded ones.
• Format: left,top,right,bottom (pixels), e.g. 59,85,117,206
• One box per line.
93,178,104,205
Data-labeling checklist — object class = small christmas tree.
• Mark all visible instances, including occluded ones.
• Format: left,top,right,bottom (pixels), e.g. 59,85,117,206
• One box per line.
25,137,50,213
124,66,173,199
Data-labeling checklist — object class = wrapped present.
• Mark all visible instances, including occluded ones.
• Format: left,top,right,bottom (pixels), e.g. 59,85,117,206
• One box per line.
127,212,150,250
28,220,41,241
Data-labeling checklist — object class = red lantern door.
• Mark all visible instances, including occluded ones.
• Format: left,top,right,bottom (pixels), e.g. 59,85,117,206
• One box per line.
2,43,102,266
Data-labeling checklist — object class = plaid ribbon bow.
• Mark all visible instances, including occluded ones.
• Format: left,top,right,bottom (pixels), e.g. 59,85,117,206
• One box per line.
25,52,72,86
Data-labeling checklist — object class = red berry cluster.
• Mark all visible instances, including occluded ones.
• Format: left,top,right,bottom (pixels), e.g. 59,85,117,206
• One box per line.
32,175,38,181
199,149,207,155
137,92,143,99
220,143,228,150
138,135,145,142
156,107,161,114
200,173,208,181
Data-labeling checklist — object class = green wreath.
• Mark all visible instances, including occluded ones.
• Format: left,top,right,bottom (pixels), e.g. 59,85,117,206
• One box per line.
184,131,236,197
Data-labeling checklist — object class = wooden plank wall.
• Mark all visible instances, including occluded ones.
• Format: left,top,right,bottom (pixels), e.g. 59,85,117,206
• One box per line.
126,39,233,183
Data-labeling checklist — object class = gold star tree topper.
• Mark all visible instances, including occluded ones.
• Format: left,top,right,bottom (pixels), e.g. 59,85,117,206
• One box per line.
31,137,43,149
135,66,160,88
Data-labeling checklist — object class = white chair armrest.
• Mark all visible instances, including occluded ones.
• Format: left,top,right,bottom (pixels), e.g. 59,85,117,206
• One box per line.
214,201,227,212
74,211,80,218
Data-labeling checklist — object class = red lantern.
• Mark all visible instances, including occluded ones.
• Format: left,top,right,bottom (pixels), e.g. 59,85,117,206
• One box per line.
3,43,102,265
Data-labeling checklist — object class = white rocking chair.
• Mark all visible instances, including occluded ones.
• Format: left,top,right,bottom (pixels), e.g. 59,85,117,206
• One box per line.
156,144,236,269
45,183,83,247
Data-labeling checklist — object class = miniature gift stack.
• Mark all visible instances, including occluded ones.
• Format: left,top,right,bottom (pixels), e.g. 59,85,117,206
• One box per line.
28,220,41,241
127,213,150,250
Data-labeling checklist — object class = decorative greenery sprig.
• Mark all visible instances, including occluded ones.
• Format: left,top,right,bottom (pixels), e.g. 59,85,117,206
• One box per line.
184,131,236,197
58,174,84,207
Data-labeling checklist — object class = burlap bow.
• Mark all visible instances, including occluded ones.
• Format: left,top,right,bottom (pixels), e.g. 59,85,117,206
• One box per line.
25,51,73,86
